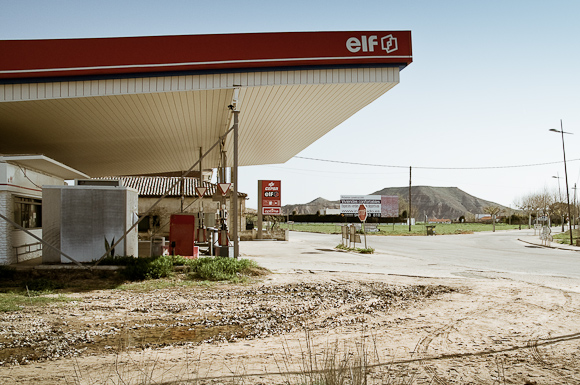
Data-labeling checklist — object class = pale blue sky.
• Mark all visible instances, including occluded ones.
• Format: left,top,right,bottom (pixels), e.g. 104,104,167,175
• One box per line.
2,0,579,209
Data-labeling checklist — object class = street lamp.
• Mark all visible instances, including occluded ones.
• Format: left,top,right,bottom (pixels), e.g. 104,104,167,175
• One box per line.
549,120,573,246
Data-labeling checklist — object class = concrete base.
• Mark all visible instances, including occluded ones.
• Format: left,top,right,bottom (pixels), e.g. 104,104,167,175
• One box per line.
215,245,233,258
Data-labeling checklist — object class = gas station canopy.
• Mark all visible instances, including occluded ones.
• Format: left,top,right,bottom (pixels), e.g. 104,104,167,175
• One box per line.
0,31,412,177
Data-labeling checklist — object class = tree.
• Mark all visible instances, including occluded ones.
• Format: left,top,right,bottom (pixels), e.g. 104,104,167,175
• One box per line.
514,188,555,228
397,195,419,220
483,205,502,232
550,190,567,231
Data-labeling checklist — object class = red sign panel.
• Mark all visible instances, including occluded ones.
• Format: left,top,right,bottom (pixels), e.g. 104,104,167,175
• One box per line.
262,199,281,207
0,31,412,80
262,207,282,215
260,180,282,216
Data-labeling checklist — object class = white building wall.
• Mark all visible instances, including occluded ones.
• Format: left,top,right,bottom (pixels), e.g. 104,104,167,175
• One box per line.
0,191,13,264
0,161,66,264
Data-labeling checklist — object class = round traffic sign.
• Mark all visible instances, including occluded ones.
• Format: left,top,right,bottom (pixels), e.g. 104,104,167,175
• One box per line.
358,204,367,222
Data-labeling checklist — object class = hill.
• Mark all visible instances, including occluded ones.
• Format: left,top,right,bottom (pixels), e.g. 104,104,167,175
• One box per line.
284,197,339,215
370,186,510,220
282,186,509,220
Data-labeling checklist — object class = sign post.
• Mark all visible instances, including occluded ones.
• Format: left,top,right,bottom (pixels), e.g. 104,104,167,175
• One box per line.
257,180,282,239
358,204,368,249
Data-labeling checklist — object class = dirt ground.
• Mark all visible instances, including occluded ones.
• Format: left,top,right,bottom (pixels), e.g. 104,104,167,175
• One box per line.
1,270,579,385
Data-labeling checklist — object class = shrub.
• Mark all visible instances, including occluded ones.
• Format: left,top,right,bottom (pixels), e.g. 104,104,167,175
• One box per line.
121,256,174,281
188,257,261,281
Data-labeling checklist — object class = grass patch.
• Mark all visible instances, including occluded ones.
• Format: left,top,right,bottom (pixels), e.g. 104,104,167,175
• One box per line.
336,244,375,254
553,229,580,245
100,255,175,281
100,255,268,283
282,222,525,235
0,291,73,312
117,278,212,291
188,257,267,282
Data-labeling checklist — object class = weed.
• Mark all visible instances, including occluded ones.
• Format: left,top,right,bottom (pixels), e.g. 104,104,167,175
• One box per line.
188,257,266,282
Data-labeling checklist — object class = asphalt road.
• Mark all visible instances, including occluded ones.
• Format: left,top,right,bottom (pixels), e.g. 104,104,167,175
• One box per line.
240,229,580,292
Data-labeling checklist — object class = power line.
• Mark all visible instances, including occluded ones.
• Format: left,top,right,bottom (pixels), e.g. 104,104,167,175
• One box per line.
293,156,580,170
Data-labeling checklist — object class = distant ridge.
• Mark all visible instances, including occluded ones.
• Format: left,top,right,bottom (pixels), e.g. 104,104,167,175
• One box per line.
284,197,339,215
282,186,508,220
370,186,509,220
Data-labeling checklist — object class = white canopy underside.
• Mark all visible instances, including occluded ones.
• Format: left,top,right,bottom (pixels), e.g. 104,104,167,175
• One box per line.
0,67,399,177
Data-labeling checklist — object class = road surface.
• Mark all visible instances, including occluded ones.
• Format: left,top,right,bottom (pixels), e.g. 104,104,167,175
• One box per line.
240,229,580,292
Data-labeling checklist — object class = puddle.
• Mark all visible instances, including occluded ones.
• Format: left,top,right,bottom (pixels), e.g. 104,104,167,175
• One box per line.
94,325,245,350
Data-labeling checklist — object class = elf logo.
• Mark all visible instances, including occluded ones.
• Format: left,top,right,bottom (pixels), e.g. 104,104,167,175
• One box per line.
346,35,398,54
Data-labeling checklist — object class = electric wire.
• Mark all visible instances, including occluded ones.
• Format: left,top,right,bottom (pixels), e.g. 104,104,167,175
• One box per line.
293,156,580,170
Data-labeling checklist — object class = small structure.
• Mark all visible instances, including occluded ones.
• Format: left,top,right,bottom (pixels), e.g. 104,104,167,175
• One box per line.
475,214,499,223
0,155,88,265
42,182,139,263
107,176,247,255
426,225,436,236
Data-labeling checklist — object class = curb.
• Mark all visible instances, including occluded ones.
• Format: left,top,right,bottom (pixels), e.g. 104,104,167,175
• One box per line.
518,238,580,252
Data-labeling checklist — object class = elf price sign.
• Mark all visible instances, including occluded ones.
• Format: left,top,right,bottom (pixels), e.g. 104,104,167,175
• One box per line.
259,180,282,216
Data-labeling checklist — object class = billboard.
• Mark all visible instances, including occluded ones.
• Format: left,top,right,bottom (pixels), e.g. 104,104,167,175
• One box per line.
340,195,399,218
381,196,399,218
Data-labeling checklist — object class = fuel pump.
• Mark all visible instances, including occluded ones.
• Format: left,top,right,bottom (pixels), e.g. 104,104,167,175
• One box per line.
197,205,207,243
218,203,230,246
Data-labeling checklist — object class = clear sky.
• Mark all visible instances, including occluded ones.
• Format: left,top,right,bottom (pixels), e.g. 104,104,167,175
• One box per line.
2,0,580,210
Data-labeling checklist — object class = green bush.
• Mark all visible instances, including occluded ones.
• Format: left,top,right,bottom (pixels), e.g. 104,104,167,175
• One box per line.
121,255,174,281
188,257,259,281
94,255,263,282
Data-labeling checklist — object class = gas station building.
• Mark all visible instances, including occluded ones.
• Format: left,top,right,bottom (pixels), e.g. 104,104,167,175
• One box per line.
0,31,412,265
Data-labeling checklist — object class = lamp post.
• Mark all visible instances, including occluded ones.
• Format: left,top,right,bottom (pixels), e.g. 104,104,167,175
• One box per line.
550,120,573,246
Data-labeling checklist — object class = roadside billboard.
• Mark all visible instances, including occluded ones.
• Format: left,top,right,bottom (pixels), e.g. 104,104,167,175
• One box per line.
381,196,399,217
340,195,398,218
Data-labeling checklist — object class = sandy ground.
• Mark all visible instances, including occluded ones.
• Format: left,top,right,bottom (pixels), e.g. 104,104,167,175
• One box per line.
1,271,580,385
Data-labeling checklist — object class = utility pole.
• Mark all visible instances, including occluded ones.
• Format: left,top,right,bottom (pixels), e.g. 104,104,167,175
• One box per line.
549,120,573,246
408,166,412,232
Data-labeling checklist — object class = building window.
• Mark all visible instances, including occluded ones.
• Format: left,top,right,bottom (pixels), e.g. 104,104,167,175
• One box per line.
14,197,42,229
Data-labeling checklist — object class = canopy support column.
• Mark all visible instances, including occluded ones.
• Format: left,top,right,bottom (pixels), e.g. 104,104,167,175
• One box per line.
232,110,240,258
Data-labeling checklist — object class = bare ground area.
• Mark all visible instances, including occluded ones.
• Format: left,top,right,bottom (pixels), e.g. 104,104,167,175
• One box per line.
1,271,580,384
